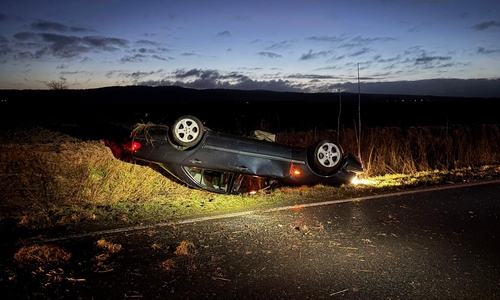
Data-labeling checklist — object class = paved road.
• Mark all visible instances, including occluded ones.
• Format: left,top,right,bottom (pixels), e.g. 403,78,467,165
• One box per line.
3,181,500,299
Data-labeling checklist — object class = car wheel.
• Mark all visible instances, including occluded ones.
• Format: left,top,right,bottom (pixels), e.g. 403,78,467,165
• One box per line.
171,115,204,147
312,140,343,174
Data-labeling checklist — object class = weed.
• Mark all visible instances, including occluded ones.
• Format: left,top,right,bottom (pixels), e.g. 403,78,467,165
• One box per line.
174,241,196,256
96,238,122,253
14,244,72,264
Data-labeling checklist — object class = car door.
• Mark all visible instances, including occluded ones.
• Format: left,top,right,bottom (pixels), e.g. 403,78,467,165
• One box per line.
236,139,292,177
182,131,239,171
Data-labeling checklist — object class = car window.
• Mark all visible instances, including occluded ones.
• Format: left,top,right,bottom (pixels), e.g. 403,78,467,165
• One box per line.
184,167,231,192
231,174,278,194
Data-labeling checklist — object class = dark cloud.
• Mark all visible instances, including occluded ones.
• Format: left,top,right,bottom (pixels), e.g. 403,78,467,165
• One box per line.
340,35,395,49
326,55,345,63
471,21,500,31
173,68,220,80
140,73,301,93
70,27,92,33
124,70,164,80
415,54,451,65
181,52,201,57
299,50,333,60
266,40,293,50
151,55,167,61
119,54,147,63
306,35,346,43
83,36,128,50
349,47,371,57
13,31,39,41
216,31,231,37
0,14,6,22
12,31,128,59
374,55,401,63
136,40,159,46
351,36,396,43
257,52,282,58
30,20,93,33
478,47,500,54
163,68,295,91
128,40,171,59
40,33,84,58
31,20,67,32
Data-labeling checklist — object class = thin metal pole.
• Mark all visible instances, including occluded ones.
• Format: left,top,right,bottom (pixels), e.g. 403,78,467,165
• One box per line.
357,63,361,159
337,83,341,143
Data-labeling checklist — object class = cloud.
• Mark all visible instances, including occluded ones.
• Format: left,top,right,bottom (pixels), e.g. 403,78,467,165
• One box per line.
139,68,301,92
83,36,128,50
70,27,92,33
299,50,333,60
257,52,282,58
415,54,451,65
151,54,167,61
13,31,38,41
216,31,232,37
173,68,220,80
12,31,129,59
478,47,500,54
266,40,293,50
119,54,146,63
306,35,346,43
0,14,6,22
56,63,69,69
181,52,201,57
351,36,396,44
349,47,371,57
124,69,163,80
339,35,395,50
471,21,500,31
31,20,67,32
135,40,160,46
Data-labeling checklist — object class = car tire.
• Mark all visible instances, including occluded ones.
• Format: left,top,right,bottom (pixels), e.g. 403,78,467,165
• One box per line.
171,115,204,147
312,139,343,174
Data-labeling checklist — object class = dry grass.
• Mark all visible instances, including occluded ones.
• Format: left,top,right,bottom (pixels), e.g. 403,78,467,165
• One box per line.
96,238,122,253
174,241,196,256
160,240,197,271
277,124,500,175
1,124,500,230
14,244,72,264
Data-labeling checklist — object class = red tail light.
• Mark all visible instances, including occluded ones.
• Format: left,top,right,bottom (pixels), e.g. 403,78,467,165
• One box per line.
125,141,141,151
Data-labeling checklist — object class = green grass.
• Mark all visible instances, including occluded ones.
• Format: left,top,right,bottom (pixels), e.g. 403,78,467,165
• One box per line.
1,123,500,233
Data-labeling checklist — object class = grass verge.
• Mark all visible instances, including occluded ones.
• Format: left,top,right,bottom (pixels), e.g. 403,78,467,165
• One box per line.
1,123,500,234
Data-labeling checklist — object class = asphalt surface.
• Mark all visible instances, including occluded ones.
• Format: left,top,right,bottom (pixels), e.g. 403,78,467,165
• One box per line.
2,180,500,299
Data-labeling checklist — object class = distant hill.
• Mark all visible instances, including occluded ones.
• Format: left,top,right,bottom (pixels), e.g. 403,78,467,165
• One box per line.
1,86,498,130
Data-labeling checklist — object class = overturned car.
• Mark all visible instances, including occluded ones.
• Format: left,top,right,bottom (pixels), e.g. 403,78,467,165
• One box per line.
110,115,364,194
